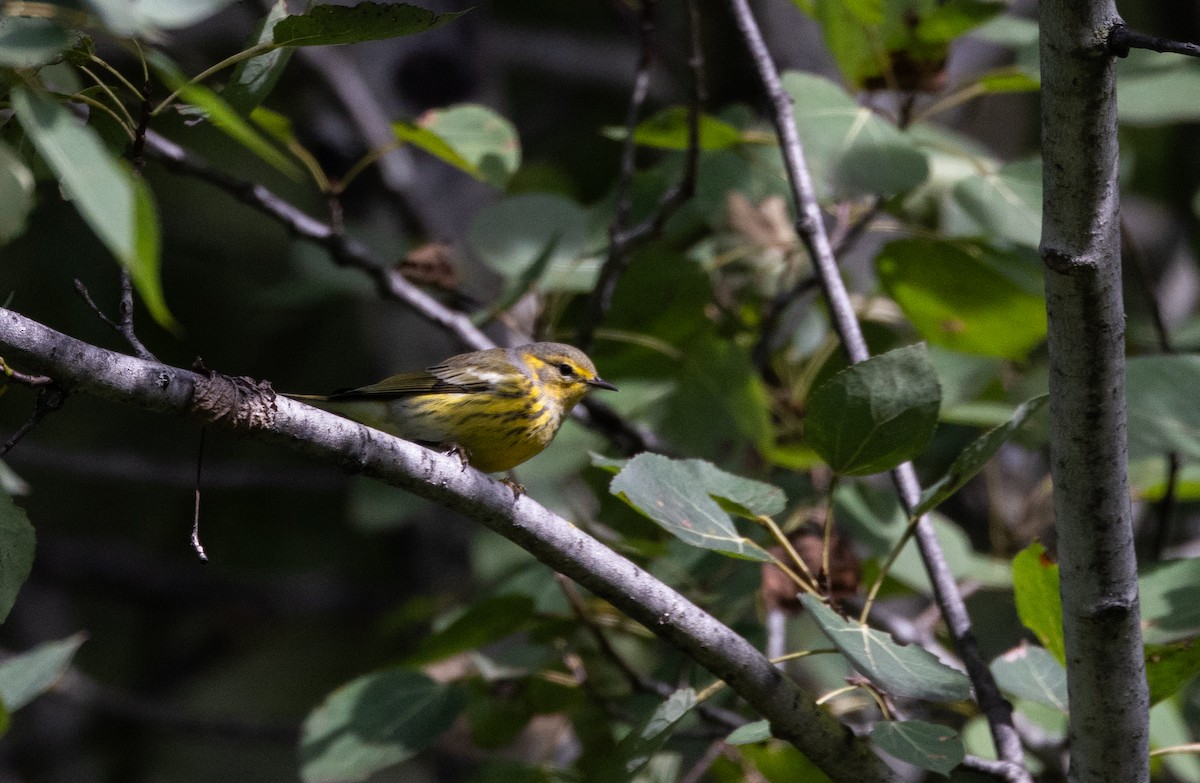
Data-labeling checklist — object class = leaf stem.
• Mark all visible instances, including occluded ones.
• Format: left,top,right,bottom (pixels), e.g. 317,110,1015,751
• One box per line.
151,41,279,117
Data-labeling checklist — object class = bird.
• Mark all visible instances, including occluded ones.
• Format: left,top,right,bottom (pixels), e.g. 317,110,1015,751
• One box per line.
286,342,617,473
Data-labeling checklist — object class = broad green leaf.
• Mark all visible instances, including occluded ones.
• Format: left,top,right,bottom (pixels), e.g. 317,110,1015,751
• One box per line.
1012,542,1064,664
12,87,177,332
1141,558,1200,645
273,3,465,47
149,51,301,179
1151,699,1200,783
393,121,482,180
468,193,597,293
870,720,964,776
0,491,34,624
610,454,774,562
726,719,772,745
401,595,535,666
801,595,972,701
915,395,1047,515
223,0,294,113
411,105,519,188
1118,62,1200,126
1146,638,1200,706
951,158,1042,247
0,634,86,711
916,0,1005,44
806,344,941,476
782,72,928,199
1127,356,1200,462
876,239,1046,359
742,742,833,783
603,107,743,151
990,643,1068,712
615,689,696,776
300,669,466,783
0,141,34,244
0,17,70,67
84,0,237,35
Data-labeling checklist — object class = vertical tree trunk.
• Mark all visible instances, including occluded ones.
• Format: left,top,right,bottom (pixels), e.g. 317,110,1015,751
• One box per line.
1039,2,1150,781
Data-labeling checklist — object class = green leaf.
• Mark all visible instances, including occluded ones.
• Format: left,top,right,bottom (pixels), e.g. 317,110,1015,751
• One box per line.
223,0,295,113
1012,542,1064,664
615,689,696,776
990,643,1068,712
782,72,928,199
149,51,301,179
0,17,70,68
951,158,1042,247
610,454,775,562
0,488,35,627
876,239,1047,359
0,140,34,244
976,66,1040,93
0,634,86,712
1119,61,1200,126
806,344,941,476
1127,356,1200,462
84,0,238,35
300,669,466,783
915,0,1005,44
12,87,178,332
272,2,466,47
468,193,597,293
742,742,833,783
401,595,535,666
726,719,772,745
393,121,483,180
1146,638,1200,706
870,720,964,776
1141,558,1200,645
915,395,1047,515
801,595,972,701
410,105,520,188
603,106,743,151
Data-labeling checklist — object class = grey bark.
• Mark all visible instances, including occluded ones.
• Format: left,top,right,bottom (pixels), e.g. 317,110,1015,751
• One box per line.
1039,2,1150,781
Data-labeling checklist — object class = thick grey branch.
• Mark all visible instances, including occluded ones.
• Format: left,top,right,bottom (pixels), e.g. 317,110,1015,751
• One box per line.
0,307,895,783
1041,3,1150,781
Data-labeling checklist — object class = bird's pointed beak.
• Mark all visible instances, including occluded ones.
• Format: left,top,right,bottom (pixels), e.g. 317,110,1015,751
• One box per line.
588,376,618,392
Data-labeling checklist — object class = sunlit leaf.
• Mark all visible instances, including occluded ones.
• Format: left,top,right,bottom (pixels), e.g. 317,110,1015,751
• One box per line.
1012,542,1064,663
990,642,1068,712
603,106,743,151
726,719,772,745
782,72,928,199
952,158,1042,247
408,105,520,188
11,87,178,332
610,454,775,561
1141,557,1200,645
84,0,238,36
802,596,972,701
1127,356,1200,462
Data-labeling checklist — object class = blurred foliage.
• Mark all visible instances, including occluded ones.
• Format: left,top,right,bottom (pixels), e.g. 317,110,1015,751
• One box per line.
0,0,1199,781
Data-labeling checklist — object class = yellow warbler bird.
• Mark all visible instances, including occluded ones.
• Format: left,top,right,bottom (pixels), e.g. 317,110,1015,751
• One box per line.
288,342,617,473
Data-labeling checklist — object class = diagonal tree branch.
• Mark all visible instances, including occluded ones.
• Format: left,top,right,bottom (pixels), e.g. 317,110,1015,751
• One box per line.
0,306,895,783
726,1,1029,778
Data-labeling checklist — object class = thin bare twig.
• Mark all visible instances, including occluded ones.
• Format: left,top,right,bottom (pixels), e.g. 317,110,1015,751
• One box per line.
74,277,156,362
1108,23,1200,59
726,1,1029,779
0,384,66,457
577,0,703,350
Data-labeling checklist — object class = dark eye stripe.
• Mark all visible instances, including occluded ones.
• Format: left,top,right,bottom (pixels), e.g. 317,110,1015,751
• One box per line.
558,363,575,376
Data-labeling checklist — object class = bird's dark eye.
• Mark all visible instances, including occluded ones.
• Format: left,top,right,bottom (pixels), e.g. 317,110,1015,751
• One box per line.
558,363,575,377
